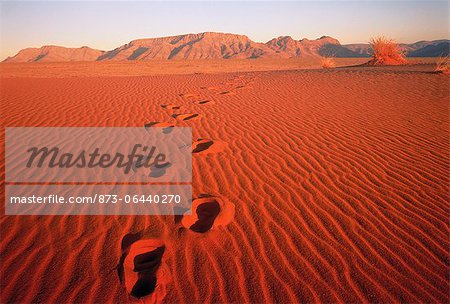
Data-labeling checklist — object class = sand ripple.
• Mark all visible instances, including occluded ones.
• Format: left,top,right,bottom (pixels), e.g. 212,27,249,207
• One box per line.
0,69,448,303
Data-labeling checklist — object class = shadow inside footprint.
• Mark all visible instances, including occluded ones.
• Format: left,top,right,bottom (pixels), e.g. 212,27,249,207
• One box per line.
131,247,165,297
219,91,235,95
161,104,181,110
189,200,221,233
121,232,144,251
144,122,175,134
118,236,166,299
194,100,210,105
118,232,142,285
181,195,235,233
192,139,214,153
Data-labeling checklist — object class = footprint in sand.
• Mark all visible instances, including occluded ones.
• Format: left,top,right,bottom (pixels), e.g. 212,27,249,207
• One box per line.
192,138,226,154
206,86,220,92
118,233,170,301
234,84,252,90
144,122,175,134
172,113,200,121
179,93,200,100
181,195,235,233
218,91,236,96
161,104,181,110
192,139,214,153
193,99,212,105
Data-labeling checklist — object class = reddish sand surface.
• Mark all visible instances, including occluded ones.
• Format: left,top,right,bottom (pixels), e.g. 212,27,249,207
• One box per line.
0,58,437,77
0,62,449,303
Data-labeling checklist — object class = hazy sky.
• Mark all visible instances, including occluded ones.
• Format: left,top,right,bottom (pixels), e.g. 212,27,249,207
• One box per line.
0,1,448,60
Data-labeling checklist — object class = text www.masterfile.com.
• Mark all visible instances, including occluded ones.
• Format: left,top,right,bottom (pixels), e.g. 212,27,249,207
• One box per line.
9,194,183,204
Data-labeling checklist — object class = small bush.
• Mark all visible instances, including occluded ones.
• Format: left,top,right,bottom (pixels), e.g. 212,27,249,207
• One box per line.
321,56,335,69
435,56,449,74
368,36,407,65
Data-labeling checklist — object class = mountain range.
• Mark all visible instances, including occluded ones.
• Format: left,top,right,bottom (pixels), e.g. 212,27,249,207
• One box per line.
3,32,449,62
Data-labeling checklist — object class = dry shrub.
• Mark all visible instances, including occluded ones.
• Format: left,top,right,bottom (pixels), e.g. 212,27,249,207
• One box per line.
368,36,407,65
435,56,449,74
321,56,335,69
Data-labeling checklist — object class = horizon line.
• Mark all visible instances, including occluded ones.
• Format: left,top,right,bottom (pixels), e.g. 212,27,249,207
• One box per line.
4,31,449,59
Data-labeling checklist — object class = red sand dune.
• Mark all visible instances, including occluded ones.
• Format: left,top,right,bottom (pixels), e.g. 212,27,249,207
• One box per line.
0,63,449,303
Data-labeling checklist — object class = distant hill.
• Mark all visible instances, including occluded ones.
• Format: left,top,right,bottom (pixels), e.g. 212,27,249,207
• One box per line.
407,42,449,57
3,32,449,62
97,32,277,60
4,46,105,62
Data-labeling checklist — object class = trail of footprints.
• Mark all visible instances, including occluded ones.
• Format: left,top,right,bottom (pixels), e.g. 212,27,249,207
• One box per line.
118,74,254,300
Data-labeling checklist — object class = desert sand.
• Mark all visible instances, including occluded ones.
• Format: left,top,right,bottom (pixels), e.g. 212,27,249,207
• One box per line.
0,58,439,78
0,61,449,303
